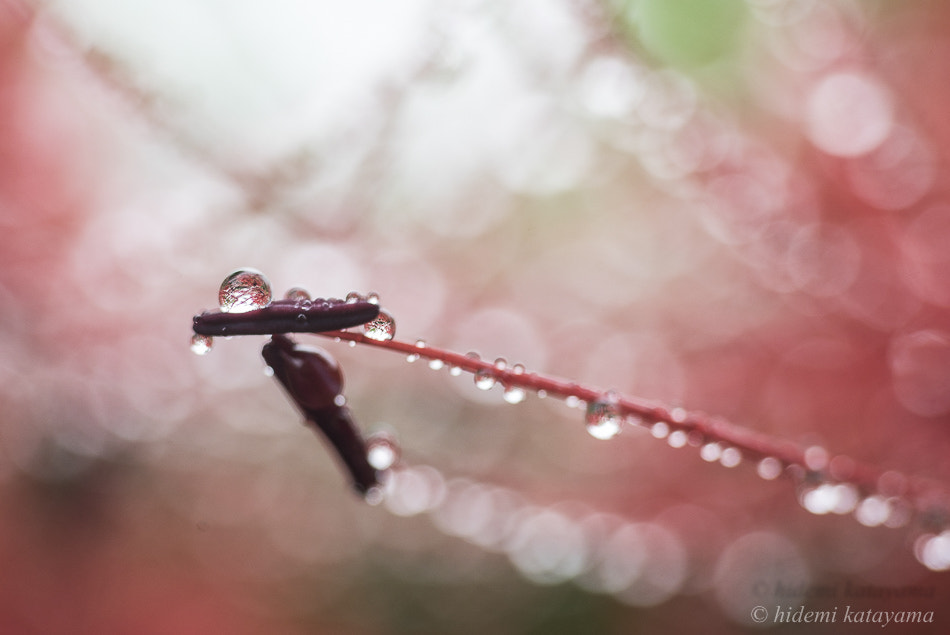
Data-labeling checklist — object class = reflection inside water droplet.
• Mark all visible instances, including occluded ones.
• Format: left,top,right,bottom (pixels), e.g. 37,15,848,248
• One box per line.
363,311,396,341
190,333,213,355
585,394,622,440
218,268,272,313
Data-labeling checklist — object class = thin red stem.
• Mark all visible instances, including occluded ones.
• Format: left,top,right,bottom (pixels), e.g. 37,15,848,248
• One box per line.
318,330,950,515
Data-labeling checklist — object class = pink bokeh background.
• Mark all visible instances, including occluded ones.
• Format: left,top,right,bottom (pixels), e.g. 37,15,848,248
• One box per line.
2,1,950,632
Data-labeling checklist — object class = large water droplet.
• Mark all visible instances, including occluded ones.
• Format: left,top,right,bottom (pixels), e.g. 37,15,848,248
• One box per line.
218,268,272,313
503,386,526,404
474,369,496,390
285,287,311,301
365,291,380,305
367,434,400,470
363,311,396,341
345,291,362,303
190,333,213,355
585,393,622,440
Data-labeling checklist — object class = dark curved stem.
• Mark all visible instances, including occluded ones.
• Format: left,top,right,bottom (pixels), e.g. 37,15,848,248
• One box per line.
262,334,380,495
193,299,379,336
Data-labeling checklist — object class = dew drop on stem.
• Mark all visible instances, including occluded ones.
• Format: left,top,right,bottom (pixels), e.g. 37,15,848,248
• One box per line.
366,434,400,470
218,268,272,313
503,386,526,404
474,369,496,390
285,287,311,301
345,291,363,303
585,392,622,440
363,311,396,341
190,333,213,355
756,457,782,480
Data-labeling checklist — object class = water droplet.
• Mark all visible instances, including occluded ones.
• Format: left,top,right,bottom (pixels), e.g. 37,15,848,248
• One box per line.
667,430,687,448
285,287,311,301
408,340,426,362
428,359,444,370
720,447,742,468
756,457,783,480
363,311,396,341
295,313,307,325
364,485,386,506
512,363,526,375
474,369,496,390
190,333,213,355
800,483,837,515
263,365,274,377
670,407,687,423
537,389,548,399
585,394,622,440
365,292,380,305
366,434,400,470
345,291,362,303
565,395,581,409
916,531,950,571
854,495,892,527
651,421,669,439
333,394,346,407
700,442,722,462
348,340,357,347
449,366,462,376
493,358,507,371
218,268,272,313
503,386,526,404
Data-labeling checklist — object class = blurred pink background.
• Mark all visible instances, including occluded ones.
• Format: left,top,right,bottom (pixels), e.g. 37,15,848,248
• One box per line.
2,0,950,632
